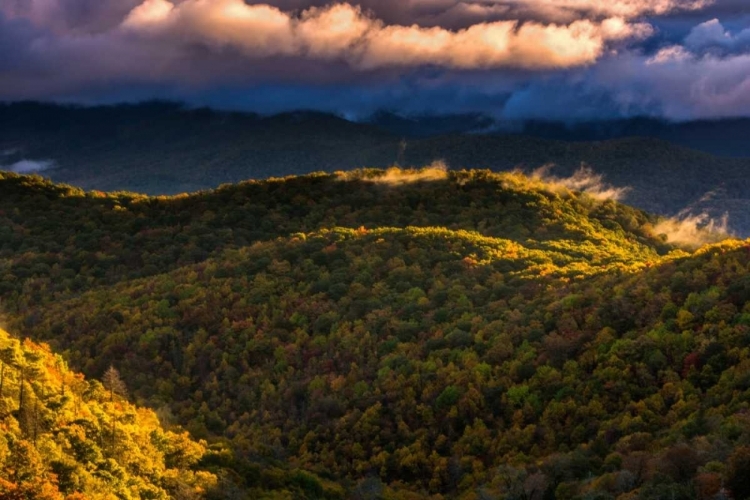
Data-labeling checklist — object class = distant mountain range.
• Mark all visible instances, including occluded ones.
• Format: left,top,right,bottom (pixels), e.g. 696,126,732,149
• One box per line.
369,112,750,158
2,101,750,234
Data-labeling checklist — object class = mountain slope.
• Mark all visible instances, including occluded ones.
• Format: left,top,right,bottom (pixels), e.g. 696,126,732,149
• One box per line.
9,230,750,499
15,235,750,499
0,327,217,499
2,169,750,498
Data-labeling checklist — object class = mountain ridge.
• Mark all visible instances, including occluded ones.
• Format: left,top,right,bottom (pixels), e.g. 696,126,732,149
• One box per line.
3,101,750,236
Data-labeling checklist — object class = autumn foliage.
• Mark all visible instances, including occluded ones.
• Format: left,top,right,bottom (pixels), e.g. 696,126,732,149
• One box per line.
1,169,750,498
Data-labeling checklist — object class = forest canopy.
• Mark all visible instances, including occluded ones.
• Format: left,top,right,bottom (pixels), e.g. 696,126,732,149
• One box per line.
0,168,748,499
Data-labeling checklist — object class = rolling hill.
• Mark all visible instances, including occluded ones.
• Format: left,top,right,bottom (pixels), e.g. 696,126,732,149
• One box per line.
1,168,750,498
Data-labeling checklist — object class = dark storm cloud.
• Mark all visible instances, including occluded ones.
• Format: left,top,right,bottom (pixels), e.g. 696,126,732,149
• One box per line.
0,0,749,120
255,0,713,26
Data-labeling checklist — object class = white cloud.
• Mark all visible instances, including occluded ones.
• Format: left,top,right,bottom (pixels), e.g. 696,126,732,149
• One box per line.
123,0,174,28
647,45,692,64
532,165,630,201
120,1,652,70
652,212,731,248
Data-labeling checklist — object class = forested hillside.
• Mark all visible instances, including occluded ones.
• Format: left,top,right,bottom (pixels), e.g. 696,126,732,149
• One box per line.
2,102,750,234
0,327,218,498
1,169,750,499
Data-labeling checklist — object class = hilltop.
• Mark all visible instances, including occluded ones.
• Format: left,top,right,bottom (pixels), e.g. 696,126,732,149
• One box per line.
1,169,750,498
0,167,670,309
2,102,750,235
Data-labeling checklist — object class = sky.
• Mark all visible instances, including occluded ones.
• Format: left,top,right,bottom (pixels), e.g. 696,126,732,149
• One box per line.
2,0,750,120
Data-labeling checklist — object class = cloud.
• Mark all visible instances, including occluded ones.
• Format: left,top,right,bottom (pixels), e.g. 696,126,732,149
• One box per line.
0,0,748,121
3,159,56,173
684,18,750,54
620,51,750,120
1,0,712,31
0,1,658,105
348,161,450,185
498,43,750,121
646,45,692,64
652,212,731,248
120,1,650,71
369,0,704,29
0,0,143,33
477,0,714,24
531,165,630,201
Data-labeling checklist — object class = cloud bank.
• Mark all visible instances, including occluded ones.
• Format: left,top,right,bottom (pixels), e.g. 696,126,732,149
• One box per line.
1,0,750,120
0,0,711,30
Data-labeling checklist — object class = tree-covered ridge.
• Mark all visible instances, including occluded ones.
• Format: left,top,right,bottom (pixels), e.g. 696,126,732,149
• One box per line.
0,327,217,499
0,168,667,312
3,101,750,235
2,169,749,498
